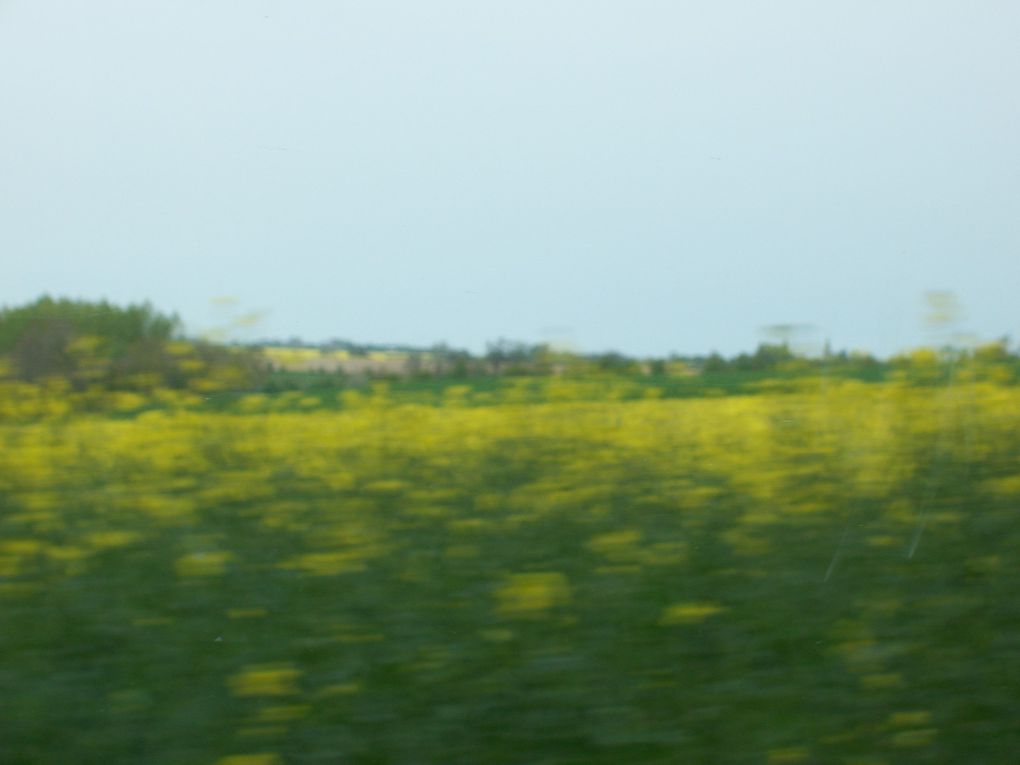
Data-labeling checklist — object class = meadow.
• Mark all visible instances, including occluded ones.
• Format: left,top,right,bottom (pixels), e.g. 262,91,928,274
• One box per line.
2,376,1020,763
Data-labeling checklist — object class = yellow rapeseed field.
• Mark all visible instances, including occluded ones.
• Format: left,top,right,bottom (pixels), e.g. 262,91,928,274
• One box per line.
2,377,1020,763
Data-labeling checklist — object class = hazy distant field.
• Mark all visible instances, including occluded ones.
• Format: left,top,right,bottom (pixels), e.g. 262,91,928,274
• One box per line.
3,379,1020,764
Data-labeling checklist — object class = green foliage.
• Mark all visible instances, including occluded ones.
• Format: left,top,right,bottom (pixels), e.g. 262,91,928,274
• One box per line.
0,295,178,353
0,296,264,391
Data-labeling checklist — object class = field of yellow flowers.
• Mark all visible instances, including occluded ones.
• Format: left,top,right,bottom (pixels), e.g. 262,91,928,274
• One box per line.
2,377,1020,764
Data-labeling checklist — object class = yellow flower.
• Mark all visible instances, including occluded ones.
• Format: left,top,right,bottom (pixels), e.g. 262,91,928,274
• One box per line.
494,573,572,617
228,665,302,697
659,602,726,625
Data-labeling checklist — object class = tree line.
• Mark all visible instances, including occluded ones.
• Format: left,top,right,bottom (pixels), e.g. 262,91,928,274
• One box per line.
2,296,1017,392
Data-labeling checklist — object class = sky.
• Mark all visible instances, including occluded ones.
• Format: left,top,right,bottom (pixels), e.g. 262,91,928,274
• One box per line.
1,1,1017,358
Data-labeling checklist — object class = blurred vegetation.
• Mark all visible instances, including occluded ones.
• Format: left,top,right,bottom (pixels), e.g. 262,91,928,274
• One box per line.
3,374,1020,762
256,340,1019,406
254,336,1020,394
0,296,1018,421
0,297,266,393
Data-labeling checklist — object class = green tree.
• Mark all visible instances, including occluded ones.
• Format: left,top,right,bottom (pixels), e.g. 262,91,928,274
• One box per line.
0,296,263,391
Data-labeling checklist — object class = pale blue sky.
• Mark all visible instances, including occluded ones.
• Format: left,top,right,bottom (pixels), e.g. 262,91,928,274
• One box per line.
2,1,1017,356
